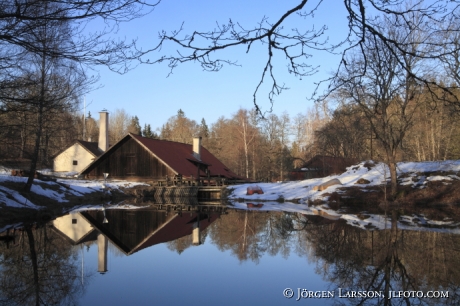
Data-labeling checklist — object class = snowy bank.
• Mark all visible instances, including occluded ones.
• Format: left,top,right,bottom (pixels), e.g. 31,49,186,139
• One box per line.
228,160,460,203
0,168,148,210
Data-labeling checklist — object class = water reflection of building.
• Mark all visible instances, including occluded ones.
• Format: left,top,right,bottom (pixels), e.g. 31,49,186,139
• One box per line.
52,207,223,273
52,213,107,273
79,209,219,254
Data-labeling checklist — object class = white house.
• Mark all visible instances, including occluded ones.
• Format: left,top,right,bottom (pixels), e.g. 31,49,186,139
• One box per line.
53,140,102,172
52,212,96,244
53,111,108,172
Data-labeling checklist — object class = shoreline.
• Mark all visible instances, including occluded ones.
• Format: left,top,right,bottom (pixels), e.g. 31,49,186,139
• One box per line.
1,160,460,228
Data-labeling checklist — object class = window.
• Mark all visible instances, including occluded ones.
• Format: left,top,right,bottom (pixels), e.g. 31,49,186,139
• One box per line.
73,160,78,165
72,219,77,224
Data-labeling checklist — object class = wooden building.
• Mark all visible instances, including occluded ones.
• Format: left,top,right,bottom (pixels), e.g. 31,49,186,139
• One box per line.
80,133,241,181
80,209,219,254
289,155,359,180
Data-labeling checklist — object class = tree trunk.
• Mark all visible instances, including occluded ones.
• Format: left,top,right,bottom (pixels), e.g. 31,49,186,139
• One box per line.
25,51,46,192
26,227,40,306
252,142,257,180
389,158,398,199
20,114,27,159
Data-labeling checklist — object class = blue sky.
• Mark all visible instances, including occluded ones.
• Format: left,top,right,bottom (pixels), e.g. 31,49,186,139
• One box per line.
83,0,349,130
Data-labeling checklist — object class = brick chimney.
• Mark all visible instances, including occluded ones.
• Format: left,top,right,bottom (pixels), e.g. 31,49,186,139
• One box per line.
193,136,202,160
98,110,109,152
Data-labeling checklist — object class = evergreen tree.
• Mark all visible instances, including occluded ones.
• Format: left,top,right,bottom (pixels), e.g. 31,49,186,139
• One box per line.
200,118,209,138
143,123,158,139
128,116,142,135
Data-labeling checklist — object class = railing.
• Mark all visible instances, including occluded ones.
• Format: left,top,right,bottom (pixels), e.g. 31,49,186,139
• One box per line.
155,175,246,187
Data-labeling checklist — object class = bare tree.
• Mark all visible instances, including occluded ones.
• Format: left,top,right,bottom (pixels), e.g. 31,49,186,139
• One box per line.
146,0,460,115
439,19,460,87
6,2,91,191
109,108,132,144
0,0,158,191
0,1,157,72
159,109,199,143
333,14,426,197
259,113,292,181
315,104,368,159
234,109,258,179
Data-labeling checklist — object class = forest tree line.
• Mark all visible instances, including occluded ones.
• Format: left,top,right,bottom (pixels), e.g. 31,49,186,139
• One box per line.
2,87,459,182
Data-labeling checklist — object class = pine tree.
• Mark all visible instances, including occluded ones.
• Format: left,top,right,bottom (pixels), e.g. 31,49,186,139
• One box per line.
200,118,209,138
143,123,158,139
128,116,142,135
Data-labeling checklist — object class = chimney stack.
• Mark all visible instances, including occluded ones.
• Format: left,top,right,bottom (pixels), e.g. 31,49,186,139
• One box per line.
98,110,109,152
192,137,202,160
97,232,108,274
192,214,201,245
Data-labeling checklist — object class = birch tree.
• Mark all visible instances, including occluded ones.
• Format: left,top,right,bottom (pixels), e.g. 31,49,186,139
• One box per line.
234,109,257,179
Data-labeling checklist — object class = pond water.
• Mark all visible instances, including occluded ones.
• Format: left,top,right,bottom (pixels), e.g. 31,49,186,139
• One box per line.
0,204,458,306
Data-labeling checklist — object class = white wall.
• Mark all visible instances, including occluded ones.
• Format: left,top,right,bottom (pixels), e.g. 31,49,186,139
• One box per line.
54,143,95,172
52,213,94,243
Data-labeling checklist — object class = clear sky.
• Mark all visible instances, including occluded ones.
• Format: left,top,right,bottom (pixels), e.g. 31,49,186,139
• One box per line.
83,0,349,131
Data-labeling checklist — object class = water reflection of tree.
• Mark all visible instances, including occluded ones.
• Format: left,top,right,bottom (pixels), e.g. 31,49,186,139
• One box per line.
204,209,460,304
166,231,208,254
0,224,89,305
208,210,296,263
298,212,460,305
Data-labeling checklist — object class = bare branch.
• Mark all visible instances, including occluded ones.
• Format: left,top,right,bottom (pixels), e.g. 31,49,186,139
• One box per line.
144,0,460,114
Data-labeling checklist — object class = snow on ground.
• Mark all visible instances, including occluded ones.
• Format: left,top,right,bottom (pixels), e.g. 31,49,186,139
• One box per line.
0,185,42,209
0,168,148,209
39,168,79,178
64,202,147,213
228,161,388,202
58,178,147,194
229,160,460,203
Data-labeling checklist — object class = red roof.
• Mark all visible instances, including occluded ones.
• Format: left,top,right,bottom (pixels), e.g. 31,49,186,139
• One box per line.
130,134,239,179
130,213,219,254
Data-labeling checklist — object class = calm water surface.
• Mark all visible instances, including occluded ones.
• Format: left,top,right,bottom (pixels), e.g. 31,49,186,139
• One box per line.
0,204,458,305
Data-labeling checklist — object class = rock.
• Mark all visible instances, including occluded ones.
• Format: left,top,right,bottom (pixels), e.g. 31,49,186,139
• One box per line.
355,178,371,184
312,179,342,191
